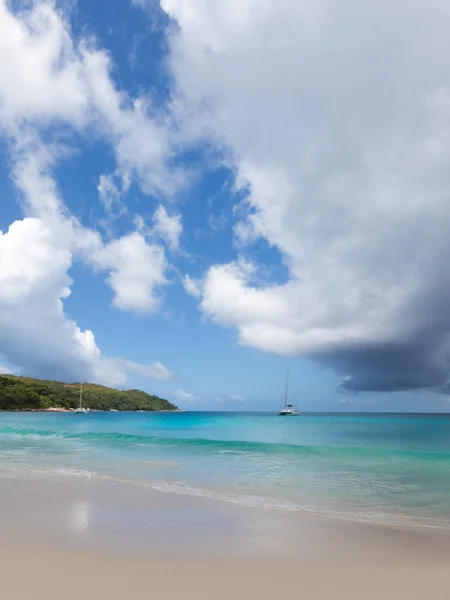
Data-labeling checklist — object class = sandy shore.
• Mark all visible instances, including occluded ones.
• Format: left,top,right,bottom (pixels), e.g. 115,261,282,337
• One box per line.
1,476,450,598
2,544,450,600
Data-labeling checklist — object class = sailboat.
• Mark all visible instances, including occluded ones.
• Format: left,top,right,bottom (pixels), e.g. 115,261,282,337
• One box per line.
73,382,88,414
278,371,300,416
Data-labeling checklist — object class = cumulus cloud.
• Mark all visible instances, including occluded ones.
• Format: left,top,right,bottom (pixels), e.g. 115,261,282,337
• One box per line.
159,0,450,393
116,360,174,380
182,274,202,298
0,0,88,131
171,389,200,403
0,218,107,384
0,0,175,385
0,217,172,386
152,205,183,252
92,232,168,313
0,0,183,194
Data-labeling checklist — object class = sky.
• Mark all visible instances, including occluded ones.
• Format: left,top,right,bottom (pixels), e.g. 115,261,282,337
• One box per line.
1,0,450,412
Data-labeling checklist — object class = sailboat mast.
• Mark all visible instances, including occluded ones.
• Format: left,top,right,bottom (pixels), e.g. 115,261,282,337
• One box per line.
79,382,83,410
284,371,289,407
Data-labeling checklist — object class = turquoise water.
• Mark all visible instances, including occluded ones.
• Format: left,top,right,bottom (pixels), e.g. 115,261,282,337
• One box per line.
1,411,450,528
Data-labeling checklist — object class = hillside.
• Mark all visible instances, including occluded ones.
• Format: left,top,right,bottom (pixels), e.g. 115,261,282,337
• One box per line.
0,375,179,412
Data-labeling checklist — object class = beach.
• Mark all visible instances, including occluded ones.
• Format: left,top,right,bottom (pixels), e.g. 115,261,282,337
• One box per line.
2,411,450,598
1,476,450,599
3,547,450,600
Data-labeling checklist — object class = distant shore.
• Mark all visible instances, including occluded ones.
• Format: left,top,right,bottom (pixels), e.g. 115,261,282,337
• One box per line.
0,408,182,413
0,374,179,412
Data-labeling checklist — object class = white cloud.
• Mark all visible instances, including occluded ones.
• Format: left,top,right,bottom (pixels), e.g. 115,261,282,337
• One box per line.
0,0,182,318
216,393,245,403
158,0,450,392
124,360,174,380
0,217,106,383
171,389,200,403
152,204,183,252
0,0,183,197
92,232,168,313
228,394,245,402
0,217,171,386
97,173,128,216
0,365,14,375
0,0,88,132
9,134,170,316
0,0,176,385
182,274,202,298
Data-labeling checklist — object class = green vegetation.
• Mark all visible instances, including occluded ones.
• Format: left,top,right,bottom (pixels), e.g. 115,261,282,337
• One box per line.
0,375,179,412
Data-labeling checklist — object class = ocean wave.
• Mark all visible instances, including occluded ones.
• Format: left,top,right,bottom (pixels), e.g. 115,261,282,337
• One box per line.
0,464,449,530
1,424,449,462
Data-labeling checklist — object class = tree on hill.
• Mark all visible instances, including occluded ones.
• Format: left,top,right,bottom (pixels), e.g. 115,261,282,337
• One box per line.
0,375,179,412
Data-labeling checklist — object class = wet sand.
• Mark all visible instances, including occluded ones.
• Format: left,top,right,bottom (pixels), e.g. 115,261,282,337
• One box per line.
1,476,450,599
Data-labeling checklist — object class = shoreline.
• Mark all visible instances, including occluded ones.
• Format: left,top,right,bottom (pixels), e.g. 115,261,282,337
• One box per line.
1,475,450,566
2,465,448,532
1,477,450,600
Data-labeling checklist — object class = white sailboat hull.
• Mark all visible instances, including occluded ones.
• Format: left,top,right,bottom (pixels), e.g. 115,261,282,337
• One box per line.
278,408,300,416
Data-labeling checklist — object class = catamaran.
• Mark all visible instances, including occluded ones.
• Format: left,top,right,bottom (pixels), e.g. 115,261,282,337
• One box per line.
73,382,88,414
278,372,300,416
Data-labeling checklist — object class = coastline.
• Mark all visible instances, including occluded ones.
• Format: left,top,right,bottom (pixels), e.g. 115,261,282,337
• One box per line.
0,408,182,412
1,475,450,565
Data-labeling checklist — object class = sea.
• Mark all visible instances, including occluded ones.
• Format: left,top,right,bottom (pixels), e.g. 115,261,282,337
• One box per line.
0,411,449,529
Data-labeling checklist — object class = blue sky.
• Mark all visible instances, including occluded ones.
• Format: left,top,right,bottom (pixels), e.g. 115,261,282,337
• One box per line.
1,0,450,412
